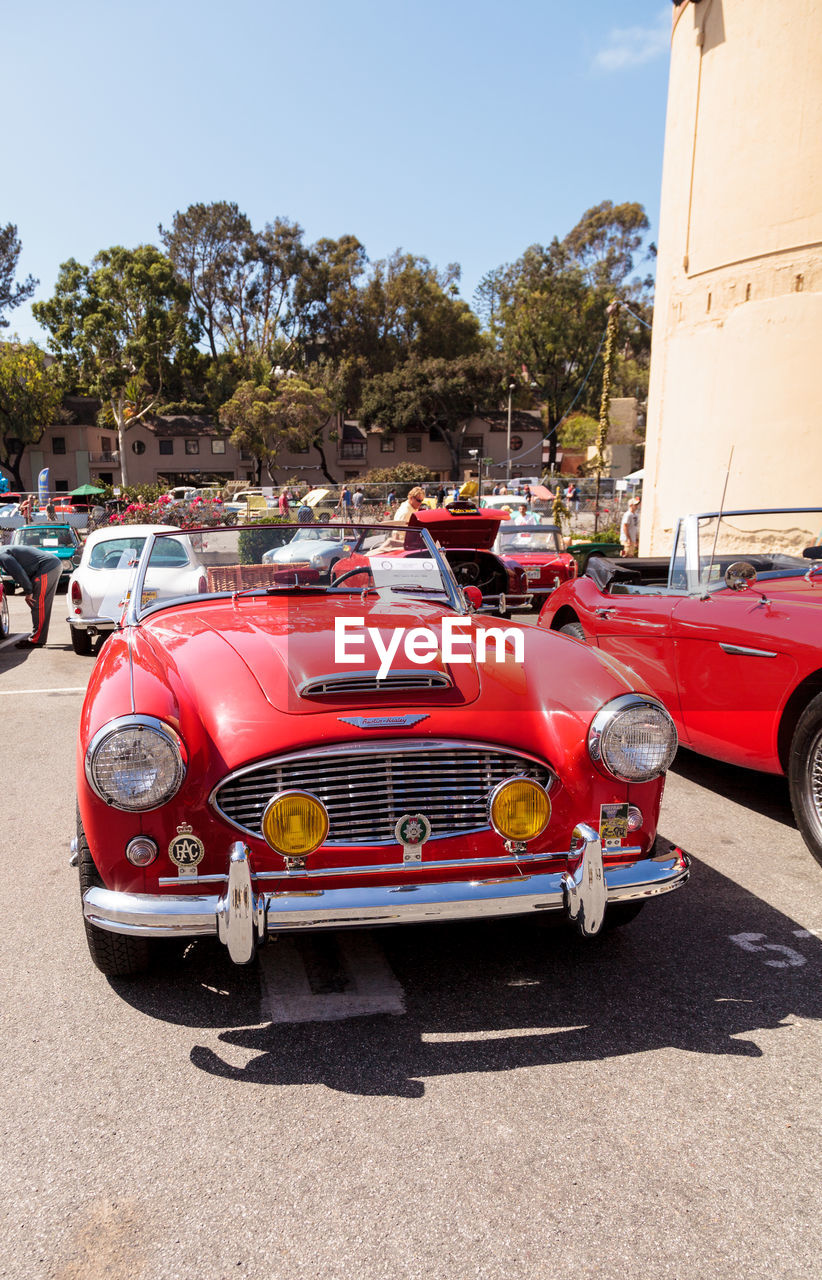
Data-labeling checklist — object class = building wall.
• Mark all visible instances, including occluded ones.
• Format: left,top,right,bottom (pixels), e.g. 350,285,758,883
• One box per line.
643,0,822,553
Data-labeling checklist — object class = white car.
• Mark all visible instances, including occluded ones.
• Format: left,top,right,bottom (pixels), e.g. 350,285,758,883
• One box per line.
66,524,205,655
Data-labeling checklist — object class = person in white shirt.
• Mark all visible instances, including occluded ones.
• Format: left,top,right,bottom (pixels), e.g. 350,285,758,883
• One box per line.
620,496,641,557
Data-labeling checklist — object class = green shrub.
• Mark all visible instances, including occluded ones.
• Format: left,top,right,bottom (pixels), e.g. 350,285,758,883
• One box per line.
237,516,291,563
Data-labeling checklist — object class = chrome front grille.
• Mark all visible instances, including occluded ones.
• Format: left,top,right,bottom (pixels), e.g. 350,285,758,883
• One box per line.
212,741,553,846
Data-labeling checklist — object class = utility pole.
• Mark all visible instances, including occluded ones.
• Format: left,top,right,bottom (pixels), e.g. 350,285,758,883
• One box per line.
506,379,516,488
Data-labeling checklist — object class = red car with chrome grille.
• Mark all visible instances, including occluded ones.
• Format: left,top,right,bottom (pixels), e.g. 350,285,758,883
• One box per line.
75,520,688,977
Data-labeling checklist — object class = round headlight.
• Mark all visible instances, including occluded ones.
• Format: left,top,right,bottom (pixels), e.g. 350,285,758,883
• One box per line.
86,716,186,811
489,777,551,842
589,695,677,782
262,791,329,856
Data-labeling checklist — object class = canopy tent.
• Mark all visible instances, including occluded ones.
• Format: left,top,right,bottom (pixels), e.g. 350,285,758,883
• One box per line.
70,483,106,496
623,469,644,482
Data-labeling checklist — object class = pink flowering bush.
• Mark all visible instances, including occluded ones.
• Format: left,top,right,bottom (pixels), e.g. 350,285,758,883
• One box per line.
107,496,235,529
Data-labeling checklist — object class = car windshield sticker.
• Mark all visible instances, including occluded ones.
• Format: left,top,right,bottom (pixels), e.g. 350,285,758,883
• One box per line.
168,824,205,877
394,813,432,863
368,555,439,590
600,803,629,846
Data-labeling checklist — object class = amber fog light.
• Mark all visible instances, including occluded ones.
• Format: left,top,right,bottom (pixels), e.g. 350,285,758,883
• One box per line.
489,778,551,843
126,837,158,867
262,791,329,856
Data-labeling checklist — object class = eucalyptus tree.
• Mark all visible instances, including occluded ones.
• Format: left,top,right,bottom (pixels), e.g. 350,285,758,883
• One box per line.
33,245,195,485
219,375,332,483
359,352,506,481
0,340,63,490
0,223,37,328
160,202,305,363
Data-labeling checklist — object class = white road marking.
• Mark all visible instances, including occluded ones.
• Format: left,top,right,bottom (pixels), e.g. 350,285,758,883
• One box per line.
260,932,405,1023
729,932,807,968
0,687,86,696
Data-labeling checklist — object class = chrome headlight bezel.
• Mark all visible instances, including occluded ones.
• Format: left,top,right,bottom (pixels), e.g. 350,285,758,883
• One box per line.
588,694,677,783
85,715,187,812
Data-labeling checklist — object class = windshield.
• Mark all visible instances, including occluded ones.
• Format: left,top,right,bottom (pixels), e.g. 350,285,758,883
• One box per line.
498,528,561,554
689,509,822,591
19,527,76,547
132,522,458,618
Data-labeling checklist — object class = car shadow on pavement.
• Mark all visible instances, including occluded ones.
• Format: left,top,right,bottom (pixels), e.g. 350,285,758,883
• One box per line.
670,746,796,829
111,848,822,1097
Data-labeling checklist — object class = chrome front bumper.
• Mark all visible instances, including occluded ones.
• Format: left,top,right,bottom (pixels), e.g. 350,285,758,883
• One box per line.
82,825,690,965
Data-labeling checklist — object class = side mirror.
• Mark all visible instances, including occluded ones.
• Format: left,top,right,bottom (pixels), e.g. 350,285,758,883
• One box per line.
463,585,482,611
724,561,757,591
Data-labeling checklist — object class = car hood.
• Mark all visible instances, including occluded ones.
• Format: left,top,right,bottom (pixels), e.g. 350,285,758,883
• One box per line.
124,595,646,783
409,507,504,550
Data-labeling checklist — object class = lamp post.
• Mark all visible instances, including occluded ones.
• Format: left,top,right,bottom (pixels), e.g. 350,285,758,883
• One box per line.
468,448,482,501
506,379,516,488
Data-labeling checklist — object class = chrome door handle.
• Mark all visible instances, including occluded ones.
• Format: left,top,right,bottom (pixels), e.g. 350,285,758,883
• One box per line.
595,607,615,618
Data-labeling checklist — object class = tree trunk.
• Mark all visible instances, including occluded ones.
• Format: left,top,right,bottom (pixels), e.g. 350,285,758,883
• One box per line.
312,439,337,484
113,394,129,488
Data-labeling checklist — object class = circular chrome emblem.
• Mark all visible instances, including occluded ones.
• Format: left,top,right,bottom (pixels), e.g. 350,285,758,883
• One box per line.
168,824,205,869
394,813,432,846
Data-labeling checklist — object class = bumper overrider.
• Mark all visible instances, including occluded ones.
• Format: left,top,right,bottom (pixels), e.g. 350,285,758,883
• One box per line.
82,825,690,965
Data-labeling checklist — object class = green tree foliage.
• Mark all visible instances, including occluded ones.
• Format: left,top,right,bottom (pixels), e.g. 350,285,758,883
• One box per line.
160,202,305,363
33,246,196,486
0,224,37,329
219,376,332,483
359,462,434,485
292,243,485,408
359,352,505,480
557,412,598,452
478,201,655,467
0,340,63,489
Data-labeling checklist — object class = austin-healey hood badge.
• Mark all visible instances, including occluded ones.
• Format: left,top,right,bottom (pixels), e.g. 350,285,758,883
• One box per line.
338,715,429,729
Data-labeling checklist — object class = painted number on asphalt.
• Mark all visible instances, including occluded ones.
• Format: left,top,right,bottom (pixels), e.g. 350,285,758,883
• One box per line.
729,932,807,968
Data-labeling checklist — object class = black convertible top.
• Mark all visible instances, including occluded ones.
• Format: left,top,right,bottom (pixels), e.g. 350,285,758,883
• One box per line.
584,555,641,591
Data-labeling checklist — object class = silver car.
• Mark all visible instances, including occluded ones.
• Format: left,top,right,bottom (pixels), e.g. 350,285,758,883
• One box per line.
261,525,353,578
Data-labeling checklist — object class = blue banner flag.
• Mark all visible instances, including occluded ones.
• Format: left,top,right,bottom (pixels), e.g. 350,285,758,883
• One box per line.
38,467,49,504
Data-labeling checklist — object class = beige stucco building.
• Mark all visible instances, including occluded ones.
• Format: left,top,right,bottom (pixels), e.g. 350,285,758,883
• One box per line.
642,0,822,553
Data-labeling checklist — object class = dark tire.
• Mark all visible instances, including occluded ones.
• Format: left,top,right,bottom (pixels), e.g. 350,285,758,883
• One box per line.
70,626,93,656
77,815,153,976
788,692,822,869
559,620,586,641
603,901,646,929
0,592,8,639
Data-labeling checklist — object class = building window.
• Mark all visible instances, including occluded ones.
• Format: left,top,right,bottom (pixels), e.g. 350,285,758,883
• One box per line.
380,437,395,453
101,436,112,453
407,436,422,453
510,435,523,452
132,439,146,455
55,480,69,493
52,436,66,455
159,440,174,455
211,439,226,455
460,434,483,460
340,441,365,459
185,439,199,455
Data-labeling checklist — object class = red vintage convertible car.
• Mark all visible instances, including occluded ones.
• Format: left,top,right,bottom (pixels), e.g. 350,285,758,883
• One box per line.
407,504,533,616
493,522,577,608
75,521,688,977
539,507,822,868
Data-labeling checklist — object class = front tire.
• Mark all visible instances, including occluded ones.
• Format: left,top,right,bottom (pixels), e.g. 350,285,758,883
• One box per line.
77,815,153,976
559,620,586,641
70,626,93,655
788,693,822,869
0,592,8,639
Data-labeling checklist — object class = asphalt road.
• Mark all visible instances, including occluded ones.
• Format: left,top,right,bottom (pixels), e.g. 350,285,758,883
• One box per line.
1,594,820,1280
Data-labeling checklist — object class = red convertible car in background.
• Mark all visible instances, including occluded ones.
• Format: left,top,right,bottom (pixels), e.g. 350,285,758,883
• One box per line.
74,520,687,977
493,522,577,609
539,507,822,868
407,504,532,616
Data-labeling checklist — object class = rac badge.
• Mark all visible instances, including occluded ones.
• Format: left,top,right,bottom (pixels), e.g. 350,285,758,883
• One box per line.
168,823,205,877
394,813,432,864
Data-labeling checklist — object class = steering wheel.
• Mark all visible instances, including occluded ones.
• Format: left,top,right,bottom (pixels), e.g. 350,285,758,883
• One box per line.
332,565,375,588
455,562,481,585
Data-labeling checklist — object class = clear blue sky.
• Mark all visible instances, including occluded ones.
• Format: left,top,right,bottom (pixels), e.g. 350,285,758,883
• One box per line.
6,0,673,344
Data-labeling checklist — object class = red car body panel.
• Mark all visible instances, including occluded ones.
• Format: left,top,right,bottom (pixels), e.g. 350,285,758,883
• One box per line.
539,564,822,775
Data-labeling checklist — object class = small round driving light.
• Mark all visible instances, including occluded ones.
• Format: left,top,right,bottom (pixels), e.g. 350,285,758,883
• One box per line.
627,806,643,832
262,791,329,856
489,778,551,843
125,837,158,867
